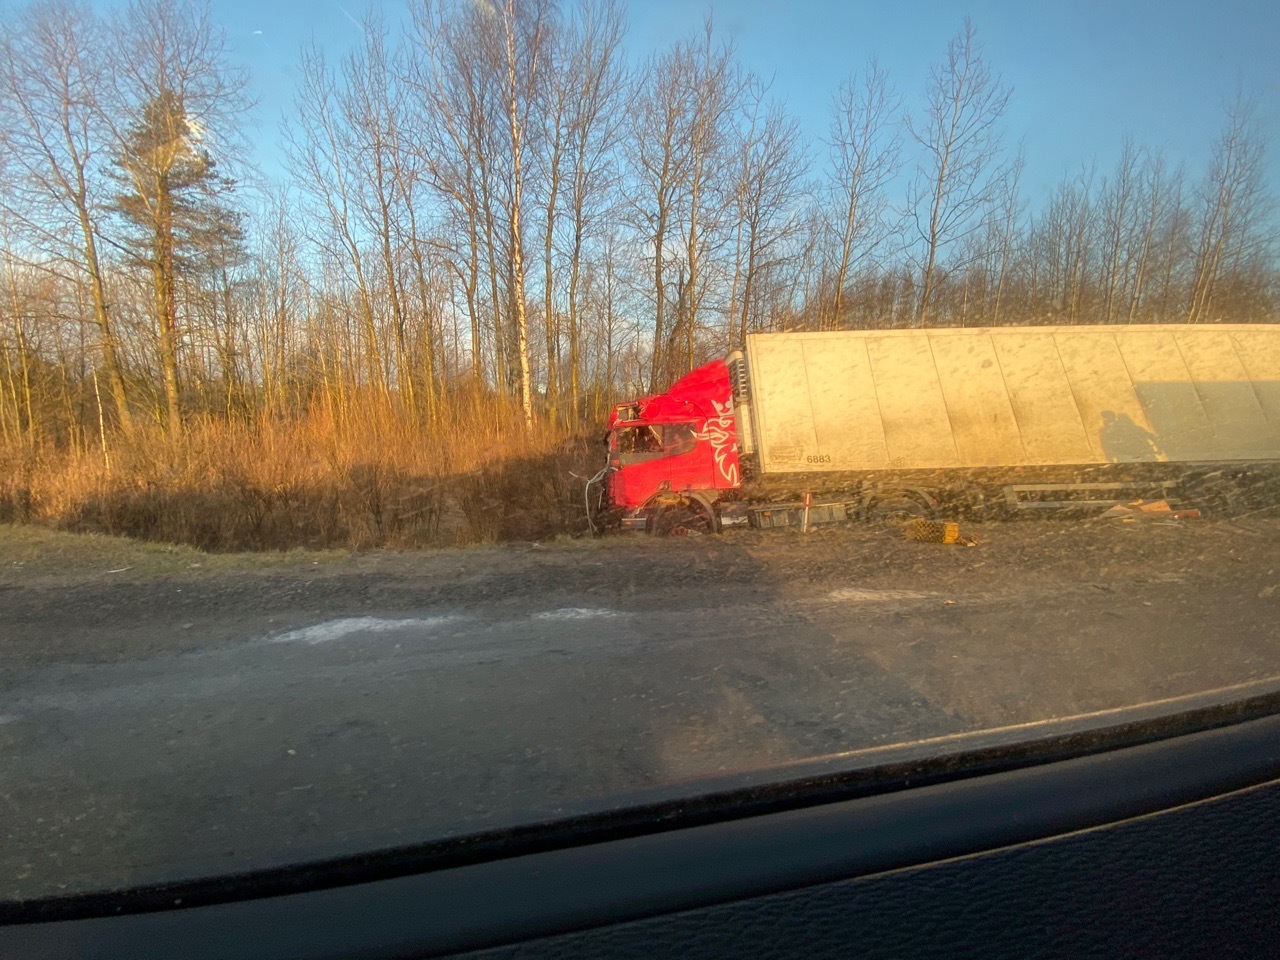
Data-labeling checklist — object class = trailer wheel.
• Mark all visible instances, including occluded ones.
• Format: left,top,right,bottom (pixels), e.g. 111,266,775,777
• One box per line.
651,503,714,537
865,493,934,524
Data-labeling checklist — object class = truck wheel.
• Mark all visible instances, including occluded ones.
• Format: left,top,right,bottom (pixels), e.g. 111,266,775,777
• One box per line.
865,494,933,524
652,504,714,537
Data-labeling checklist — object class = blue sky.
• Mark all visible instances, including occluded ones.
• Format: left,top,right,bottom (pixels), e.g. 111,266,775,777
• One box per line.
111,0,1280,200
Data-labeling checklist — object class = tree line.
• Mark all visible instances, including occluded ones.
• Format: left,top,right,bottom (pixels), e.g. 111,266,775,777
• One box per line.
0,0,1276,456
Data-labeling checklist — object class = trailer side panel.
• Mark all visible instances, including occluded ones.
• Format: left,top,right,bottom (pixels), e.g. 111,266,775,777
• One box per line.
745,325,1280,474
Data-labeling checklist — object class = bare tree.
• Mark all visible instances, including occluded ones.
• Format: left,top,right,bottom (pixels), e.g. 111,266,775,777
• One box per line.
376,42,443,423
243,188,303,417
0,0,134,433
1187,92,1274,323
535,22,570,425
1095,137,1141,323
496,0,553,429
821,58,899,330
983,144,1024,325
411,0,551,426
906,18,1012,325
629,18,742,388
285,40,390,400
1,236,38,447
1027,166,1096,322
1127,151,1186,323
560,0,626,423
407,0,493,391
669,23,742,382
628,45,693,390
340,13,417,408
727,79,809,346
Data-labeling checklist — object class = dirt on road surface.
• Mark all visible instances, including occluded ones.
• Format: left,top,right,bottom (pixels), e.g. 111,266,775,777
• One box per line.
3,513,1278,689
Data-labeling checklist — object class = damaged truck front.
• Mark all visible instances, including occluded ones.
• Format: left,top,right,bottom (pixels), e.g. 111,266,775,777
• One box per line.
588,325,1280,536
589,361,744,536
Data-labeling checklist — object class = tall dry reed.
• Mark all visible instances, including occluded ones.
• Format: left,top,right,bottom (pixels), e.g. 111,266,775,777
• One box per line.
0,392,601,550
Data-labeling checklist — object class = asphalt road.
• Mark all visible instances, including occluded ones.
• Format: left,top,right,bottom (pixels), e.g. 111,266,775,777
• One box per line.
2,521,1279,902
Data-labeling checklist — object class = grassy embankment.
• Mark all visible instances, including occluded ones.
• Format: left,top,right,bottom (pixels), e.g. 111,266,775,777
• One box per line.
0,394,600,552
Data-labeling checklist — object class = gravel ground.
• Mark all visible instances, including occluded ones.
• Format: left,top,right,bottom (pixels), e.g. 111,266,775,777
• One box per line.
1,515,1278,901
2,514,1278,678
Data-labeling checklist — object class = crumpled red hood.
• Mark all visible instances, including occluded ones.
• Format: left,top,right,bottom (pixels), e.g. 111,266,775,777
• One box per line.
608,360,731,426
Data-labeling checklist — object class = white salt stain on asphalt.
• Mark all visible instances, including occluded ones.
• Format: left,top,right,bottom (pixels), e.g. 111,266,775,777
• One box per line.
825,588,936,603
531,608,627,621
268,616,462,645
268,608,630,644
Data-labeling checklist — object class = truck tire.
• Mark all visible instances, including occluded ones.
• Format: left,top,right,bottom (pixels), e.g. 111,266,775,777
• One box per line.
651,503,714,537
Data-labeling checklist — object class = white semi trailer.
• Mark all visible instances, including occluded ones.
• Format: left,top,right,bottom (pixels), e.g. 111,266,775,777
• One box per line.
597,325,1280,533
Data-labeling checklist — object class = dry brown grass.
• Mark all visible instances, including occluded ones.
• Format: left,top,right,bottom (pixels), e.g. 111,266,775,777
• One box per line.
0,392,601,551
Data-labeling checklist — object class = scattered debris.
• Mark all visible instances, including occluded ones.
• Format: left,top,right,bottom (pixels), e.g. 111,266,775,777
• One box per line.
1099,499,1201,522
902,518,978,546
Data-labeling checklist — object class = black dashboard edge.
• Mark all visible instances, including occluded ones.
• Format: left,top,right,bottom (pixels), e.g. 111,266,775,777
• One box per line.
5,684,1280,928
3,706,1280,959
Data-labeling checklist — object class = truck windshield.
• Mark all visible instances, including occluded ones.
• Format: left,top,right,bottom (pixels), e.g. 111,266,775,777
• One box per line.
2,0,1279,928
615,422,698,463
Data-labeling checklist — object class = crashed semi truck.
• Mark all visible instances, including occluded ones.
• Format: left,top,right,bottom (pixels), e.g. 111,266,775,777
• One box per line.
587,325,1280,535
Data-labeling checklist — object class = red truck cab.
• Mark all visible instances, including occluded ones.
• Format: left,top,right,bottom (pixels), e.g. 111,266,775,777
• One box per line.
601,360,741,534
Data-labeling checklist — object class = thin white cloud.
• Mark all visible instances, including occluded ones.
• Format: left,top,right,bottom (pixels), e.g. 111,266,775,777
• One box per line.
333,2,361,30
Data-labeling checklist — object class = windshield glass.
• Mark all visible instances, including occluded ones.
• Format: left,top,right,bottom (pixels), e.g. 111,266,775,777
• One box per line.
615,422,697,462
1,0,1278,909
616,424,665,460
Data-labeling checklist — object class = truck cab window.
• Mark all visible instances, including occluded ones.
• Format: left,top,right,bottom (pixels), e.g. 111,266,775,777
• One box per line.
614,422,699,464
616,425,664,463
663,422,698,458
